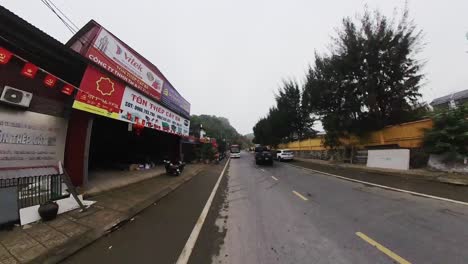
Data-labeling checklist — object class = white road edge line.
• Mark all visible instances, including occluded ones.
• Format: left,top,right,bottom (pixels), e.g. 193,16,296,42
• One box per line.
176,158,231,264
286,163,468,206
271,176,278,181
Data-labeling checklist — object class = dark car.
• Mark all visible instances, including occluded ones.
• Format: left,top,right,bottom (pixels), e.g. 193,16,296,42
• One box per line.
254,146,273,165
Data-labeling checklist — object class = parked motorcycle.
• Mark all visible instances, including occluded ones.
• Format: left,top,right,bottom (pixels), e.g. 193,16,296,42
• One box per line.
164,160,185,176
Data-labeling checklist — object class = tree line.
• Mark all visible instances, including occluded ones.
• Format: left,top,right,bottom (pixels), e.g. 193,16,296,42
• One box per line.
254,6,429,148
191,114,251,148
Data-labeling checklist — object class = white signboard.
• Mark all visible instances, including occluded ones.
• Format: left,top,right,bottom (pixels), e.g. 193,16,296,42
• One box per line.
90,28,164,99
367,149,410,170
119,87,190,136
0,106,68,170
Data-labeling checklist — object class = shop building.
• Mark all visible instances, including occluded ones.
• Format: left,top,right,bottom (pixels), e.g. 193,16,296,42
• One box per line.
0,6,87,178
0,7,192,226
0,7,192,189
64,21,191,187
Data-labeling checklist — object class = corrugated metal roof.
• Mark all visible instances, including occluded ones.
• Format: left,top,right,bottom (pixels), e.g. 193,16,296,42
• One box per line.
430,89,468,106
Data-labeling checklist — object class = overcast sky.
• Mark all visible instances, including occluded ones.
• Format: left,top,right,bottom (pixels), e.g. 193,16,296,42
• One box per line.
2,0,467,134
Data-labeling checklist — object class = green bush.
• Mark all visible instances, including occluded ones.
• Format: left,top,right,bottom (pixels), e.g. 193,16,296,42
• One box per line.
200,143,215,160
423,104,468,160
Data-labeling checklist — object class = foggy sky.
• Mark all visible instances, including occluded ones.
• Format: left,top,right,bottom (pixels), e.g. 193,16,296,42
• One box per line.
2,0,467,134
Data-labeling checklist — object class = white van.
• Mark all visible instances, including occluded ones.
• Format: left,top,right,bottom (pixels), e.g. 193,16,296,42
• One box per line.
230,145,241,158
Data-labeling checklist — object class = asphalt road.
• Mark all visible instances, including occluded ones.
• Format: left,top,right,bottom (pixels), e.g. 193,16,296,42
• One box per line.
61,161,227,264
62,153,468,263
193,153,468,264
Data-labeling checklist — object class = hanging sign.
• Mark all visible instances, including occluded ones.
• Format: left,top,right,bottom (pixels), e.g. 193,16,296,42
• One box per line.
61,85,75,96
21,62,38,78
86,28,163,101
44,74,57,87
0,47,13,64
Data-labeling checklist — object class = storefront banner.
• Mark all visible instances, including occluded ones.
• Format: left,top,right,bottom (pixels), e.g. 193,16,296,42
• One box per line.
161,82,191,117
0,106,68,170
73,66,126,119
73,66,190,136
120,87,190,136
87,28,163,101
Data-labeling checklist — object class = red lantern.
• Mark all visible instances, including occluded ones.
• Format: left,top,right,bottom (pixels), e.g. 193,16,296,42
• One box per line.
61,84,75,95
44,74,57,87
21,62,38,78
0,47,13,64
133,119,145,136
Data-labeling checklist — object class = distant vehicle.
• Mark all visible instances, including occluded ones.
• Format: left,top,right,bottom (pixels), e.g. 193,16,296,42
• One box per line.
254,146,273,165
276,149,294,161
230,144,241,158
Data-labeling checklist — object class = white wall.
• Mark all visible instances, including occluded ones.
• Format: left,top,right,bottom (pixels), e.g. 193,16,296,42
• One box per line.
367,149,410,170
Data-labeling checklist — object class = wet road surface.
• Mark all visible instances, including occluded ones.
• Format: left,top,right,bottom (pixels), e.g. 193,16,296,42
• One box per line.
62,154,468,263
194,153,468,264
291,159,468,203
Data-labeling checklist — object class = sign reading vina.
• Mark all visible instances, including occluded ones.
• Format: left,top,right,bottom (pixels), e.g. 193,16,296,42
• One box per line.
73,66,190,136
87,28,164,101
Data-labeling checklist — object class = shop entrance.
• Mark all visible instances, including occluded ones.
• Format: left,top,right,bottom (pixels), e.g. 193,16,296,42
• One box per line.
85,116,180,193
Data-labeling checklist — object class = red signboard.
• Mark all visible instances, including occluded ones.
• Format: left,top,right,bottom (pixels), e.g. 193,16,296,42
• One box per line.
61,84,75,95
44,74,57,87
86,28,163,101
21,62,38,78
73,65,190,136
74,65,126,115
0,47,12,64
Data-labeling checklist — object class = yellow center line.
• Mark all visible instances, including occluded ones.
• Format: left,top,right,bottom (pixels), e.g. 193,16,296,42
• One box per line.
356,232,411,264
271,176,278,181
292,190,308,201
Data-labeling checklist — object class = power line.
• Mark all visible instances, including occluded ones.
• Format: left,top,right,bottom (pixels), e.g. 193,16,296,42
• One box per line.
44,0,79,32
39,0,77,34
40,0,76,34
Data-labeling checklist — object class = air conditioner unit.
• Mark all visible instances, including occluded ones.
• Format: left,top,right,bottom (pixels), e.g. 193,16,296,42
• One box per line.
0,86,32,108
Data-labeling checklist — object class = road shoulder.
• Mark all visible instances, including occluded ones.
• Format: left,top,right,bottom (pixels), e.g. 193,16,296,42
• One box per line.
286,159,468,204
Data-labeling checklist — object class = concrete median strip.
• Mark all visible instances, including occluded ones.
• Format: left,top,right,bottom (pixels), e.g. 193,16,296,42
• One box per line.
286,163,468,206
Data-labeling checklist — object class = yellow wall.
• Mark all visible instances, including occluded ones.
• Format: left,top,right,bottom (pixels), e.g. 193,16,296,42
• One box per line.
279,119,433,150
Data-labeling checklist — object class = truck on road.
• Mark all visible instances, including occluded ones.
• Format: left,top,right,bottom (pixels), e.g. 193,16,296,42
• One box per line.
254,146,273,165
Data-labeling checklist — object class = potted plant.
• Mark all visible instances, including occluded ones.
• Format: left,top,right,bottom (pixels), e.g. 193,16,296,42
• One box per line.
38,200,59,221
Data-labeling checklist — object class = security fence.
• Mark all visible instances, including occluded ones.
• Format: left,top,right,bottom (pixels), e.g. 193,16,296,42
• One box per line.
0,174,66,208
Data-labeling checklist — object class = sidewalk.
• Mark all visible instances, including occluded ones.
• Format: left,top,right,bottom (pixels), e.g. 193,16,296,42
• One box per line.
0,163,209,264
289,158,468,203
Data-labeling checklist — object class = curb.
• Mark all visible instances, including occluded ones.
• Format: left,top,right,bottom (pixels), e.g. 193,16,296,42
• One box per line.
285,163,468,206
294,158,468,185
28,167,206,264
